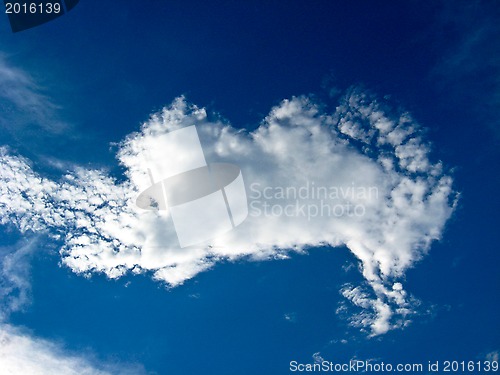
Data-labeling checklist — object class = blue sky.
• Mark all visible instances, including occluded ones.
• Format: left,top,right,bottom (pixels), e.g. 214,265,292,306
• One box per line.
0,1,499,374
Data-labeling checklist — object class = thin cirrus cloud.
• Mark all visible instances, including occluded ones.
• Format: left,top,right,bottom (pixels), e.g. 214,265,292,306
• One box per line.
0,56,66,135
0,90,457,336
0,239,37,322
430,1,500,138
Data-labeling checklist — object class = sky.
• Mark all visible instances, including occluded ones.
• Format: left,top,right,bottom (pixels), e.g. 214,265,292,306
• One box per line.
0,1,499,374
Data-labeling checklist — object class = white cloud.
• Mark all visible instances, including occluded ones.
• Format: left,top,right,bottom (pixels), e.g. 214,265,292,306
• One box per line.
338,282,415,337
284,312,298,323
0,90,457,335
0,325,145,375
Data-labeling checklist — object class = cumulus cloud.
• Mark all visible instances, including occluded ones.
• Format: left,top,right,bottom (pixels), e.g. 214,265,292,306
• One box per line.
0,89,457,335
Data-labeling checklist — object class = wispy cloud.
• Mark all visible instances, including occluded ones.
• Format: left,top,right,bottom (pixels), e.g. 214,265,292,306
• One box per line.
0,324,146,375
0,90,457,336
0,239,38,321
0,55,67,135
431,0,500,138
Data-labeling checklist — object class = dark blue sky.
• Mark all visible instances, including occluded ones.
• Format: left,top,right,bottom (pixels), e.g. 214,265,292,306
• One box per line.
0,1,499,374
